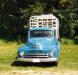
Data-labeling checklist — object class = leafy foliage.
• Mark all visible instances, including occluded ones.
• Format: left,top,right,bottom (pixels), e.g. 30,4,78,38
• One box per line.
0,0,78,41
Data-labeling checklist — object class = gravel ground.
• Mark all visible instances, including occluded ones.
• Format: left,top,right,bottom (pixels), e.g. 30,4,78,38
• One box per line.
0,70,78,75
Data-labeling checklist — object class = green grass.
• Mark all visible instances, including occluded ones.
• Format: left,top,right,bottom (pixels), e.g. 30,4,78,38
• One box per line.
0,39,78,72
60,38,75,45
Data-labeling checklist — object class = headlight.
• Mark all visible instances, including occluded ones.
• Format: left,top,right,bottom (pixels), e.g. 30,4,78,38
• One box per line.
50,51,54,57
20,52,24,56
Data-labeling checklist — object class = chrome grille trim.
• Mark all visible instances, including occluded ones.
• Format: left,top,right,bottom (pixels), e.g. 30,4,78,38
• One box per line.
25,53,48,58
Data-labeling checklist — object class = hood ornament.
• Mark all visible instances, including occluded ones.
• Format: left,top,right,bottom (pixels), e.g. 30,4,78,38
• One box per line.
34,42,43,50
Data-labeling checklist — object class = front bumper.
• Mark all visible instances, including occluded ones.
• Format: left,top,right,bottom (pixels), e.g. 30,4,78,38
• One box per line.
17,57,58,63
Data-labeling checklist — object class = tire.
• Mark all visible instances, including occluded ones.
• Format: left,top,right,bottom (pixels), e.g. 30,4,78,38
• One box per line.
53,61,58,66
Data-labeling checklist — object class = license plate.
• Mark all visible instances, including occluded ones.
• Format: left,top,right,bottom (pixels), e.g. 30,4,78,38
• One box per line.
32,59,40,62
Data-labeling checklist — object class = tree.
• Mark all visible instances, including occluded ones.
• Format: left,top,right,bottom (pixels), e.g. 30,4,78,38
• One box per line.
0,0,78,41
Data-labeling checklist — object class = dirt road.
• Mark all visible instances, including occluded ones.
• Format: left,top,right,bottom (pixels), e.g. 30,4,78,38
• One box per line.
0,70,78,75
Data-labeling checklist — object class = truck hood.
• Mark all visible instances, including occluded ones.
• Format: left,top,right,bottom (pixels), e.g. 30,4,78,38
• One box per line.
28,37,58,50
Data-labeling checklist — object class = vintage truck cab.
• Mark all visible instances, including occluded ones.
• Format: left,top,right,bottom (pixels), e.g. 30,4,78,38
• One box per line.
17,14,60,65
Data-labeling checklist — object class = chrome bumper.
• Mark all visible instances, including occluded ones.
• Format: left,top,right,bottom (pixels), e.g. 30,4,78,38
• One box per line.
17,57,58,63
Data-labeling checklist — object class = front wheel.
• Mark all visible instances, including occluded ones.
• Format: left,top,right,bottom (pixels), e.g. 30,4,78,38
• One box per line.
53,61,58,66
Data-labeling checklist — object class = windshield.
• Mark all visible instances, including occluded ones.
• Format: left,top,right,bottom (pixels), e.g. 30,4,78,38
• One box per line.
30,30,52,38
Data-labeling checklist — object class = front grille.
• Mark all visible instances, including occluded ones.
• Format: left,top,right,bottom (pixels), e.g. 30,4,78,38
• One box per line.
24,53,48,58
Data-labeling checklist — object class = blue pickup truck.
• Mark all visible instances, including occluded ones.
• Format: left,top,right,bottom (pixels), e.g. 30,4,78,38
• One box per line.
17,28,60,65
17,14,60,65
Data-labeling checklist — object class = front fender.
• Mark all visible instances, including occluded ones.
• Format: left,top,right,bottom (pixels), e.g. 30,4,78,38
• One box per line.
18,44,30,57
